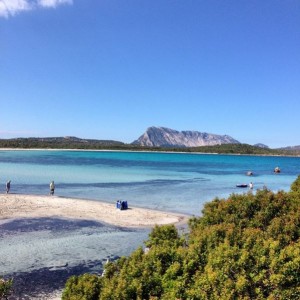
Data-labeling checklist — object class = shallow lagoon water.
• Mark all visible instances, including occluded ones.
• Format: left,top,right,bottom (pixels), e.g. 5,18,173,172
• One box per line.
0,217,149,298
1,150,299,214
0,150,299,297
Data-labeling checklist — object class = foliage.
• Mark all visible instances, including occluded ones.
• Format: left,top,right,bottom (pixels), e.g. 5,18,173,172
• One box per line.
62,274,102,300
0,137,300,155
0,277,13,299
291,175,300,193
63,176,300,299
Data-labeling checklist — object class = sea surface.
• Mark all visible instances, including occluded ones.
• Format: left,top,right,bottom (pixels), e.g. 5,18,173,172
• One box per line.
1,150,299,214
0,150,300,298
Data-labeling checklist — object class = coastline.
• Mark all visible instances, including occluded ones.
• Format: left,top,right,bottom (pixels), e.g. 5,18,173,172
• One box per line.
0,147,299,157
0,194,189,228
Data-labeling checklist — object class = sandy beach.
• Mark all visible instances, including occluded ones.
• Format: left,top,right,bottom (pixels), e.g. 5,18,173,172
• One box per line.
0,194,189,228
0,193,190,300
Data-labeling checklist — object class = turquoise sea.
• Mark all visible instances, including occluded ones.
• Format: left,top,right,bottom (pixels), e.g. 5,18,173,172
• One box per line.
1,150,299,215
1,150,300,297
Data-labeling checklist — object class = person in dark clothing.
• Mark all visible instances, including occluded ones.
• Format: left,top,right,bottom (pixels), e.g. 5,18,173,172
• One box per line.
6,180,11,193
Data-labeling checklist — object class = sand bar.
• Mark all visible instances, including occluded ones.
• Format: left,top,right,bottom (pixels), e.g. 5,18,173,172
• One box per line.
0,194,189,228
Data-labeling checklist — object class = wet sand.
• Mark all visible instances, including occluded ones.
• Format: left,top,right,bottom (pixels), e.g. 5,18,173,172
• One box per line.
0,194,189,228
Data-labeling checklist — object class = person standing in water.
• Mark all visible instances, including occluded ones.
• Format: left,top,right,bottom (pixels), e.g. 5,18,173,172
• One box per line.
6,180,11,193
50,181,55,195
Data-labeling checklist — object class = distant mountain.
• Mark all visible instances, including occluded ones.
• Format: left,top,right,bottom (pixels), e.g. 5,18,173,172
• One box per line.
36,136,124,145
132,126,240,147
254,143,269,149
278,145,300,151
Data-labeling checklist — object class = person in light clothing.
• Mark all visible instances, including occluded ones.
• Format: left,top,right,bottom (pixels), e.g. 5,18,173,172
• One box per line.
50,181,55,195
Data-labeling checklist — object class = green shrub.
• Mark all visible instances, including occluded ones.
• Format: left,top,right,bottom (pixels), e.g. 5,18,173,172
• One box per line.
63,176,300,299
62,274,102,300
0,277,13,299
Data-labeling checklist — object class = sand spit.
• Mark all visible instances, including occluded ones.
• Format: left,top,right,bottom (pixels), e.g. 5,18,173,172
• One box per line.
0,194,189,228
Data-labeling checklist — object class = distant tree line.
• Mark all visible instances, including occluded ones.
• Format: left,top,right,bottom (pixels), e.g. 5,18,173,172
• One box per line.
0,138,299,156
62,176,300,299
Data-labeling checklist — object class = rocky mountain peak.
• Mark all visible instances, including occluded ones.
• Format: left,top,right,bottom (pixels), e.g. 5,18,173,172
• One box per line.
132,126,240,147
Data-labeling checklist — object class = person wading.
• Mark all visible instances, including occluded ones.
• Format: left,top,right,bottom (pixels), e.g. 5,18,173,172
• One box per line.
50,181,55,195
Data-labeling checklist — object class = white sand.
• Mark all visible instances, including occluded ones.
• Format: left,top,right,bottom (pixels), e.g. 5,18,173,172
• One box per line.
0,194,189,228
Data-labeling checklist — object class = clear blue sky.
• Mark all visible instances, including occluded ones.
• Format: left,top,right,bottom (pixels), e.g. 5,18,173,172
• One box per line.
0,0,299,148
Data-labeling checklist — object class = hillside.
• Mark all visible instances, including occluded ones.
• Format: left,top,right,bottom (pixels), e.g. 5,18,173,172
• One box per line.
279,145,300,151
0,137,124,149
0,135,299,156
62,176,300,299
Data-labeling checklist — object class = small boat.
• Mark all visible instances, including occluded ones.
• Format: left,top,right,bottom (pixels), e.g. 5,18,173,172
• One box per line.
246,171,253,176
236,184,248,188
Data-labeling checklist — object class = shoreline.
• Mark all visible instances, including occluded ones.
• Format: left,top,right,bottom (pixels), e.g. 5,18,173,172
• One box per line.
0,147,299,157
0,194,189,228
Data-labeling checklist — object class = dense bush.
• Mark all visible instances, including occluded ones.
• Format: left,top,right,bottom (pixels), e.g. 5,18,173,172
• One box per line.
62,176,300,300
62,274,102,300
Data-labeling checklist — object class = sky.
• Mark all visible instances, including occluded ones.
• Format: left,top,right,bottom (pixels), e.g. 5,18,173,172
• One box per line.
0,0,299,148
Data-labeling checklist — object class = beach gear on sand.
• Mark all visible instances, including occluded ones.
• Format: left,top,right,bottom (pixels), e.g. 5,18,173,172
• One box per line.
116,200,128,210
